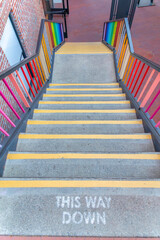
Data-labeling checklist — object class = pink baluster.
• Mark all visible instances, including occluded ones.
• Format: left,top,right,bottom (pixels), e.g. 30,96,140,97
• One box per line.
0,90,20,119
155,121,160,128
0,127,9,137
2,78,25,113
0,108,16,127
16,70,32,102
138,69,155,102
150,106,160,120
140,72,160,108
145,90,160,113
9,74,30,108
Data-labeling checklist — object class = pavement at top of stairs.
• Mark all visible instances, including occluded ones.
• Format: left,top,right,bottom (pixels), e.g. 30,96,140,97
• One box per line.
55,0,160,63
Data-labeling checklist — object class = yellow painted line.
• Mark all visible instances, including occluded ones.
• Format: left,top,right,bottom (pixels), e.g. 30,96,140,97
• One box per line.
55,42,112,54
47,88,122,91
0,180,160,188
27,120,142,125
49,83,119,86
43,94,126,97
39,101,130,105
56,52,113,55
34,109,136,113
18,134,151,140
7,153,160,160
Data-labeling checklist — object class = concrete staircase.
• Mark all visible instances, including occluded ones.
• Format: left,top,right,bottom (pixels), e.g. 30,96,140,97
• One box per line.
1,43,160,237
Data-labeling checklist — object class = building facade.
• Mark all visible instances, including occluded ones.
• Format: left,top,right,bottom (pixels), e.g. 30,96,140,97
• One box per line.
0,0,45,141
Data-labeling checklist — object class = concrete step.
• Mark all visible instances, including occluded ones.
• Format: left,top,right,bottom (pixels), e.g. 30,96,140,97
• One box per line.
46,88,123,94
38,101,131,110
42,93,126,101
25,120,144,134
49,83,120,88
4,152,160,179
52,53,116,83
0,178,160,236
16,133,155,153
33,109,138,120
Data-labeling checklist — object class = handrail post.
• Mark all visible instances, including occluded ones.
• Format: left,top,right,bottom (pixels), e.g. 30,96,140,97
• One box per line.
66,0,69,14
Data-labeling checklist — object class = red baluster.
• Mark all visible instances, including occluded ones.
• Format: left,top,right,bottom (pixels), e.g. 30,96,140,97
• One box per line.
131,63,145,94
21,66,35,98
129,61,141,90
126,59,138,87
135,66,150,98
29,61,40,90
32,59,43,87
25,64,38,94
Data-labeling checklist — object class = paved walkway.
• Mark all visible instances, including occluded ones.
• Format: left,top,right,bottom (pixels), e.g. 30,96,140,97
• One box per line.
62,0,160,64
132,0,160,63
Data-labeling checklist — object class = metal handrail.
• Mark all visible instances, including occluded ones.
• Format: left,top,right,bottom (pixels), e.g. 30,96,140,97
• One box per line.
0,17,65,160
124,18,160,72
0,19,64,80
103,18,160,72
102,17,160,150
45,9,68,38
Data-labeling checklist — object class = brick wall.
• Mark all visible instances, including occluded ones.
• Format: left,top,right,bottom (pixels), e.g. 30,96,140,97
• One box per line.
0,0,45,57
0,0,45,142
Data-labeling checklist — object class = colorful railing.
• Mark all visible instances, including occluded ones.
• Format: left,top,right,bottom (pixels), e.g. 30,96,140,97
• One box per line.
0,20,64,144
102,18,160,133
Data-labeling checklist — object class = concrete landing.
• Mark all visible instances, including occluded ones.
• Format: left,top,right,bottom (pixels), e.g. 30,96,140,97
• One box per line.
53,42,115,84
0,180,160,236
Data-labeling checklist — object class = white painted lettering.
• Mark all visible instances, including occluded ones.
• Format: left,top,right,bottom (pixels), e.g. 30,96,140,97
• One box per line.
97,196,106,208
57,195,111,225
61,196,70,208
56,196,62,208
75,196,81,208
97,212,106,225
62,212,71,224
83,212,95,224
104,197,111,209
72,211,83,224
85,196,97,208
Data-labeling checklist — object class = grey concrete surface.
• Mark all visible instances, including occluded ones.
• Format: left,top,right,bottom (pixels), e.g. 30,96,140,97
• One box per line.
16,135,155,153
25,121,144,134
38,101,131,110
52,54,116,83
32,111,138,120
3,153,160,178
0,185,160,236
0,49,159,237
